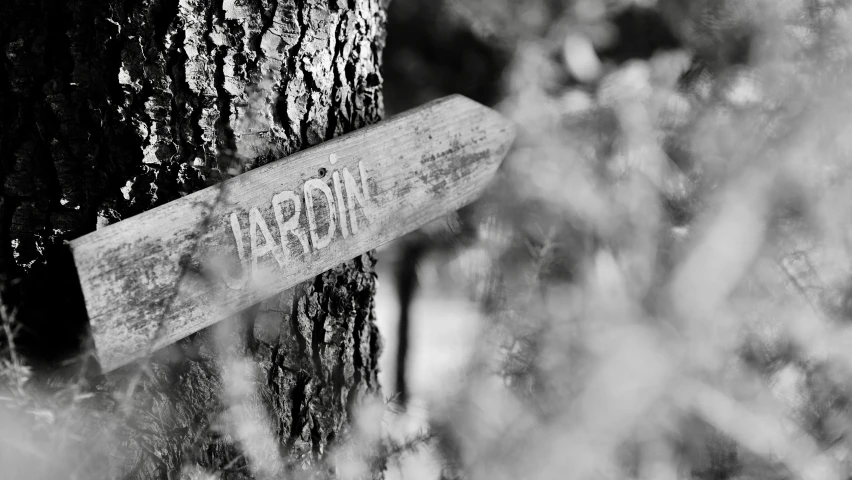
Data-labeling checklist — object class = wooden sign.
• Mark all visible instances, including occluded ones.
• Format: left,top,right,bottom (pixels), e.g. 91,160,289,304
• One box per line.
69,95,516,372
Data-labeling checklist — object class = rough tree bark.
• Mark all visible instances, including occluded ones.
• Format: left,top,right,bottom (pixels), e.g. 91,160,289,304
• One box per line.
1,0,387,478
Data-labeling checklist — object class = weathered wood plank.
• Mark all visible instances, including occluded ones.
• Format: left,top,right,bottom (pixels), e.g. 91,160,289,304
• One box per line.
69,95,515,372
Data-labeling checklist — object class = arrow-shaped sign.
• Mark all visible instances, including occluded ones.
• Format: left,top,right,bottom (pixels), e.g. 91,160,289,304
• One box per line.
69,95,515,372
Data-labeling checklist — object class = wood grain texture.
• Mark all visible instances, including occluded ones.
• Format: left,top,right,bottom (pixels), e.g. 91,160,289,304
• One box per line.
70,95,515,372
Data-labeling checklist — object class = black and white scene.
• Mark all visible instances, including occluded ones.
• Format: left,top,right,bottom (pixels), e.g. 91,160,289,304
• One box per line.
2,0,852,479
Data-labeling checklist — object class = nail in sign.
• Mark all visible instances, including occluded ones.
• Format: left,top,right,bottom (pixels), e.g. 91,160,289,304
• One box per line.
223,157,370,290
69,95,516,372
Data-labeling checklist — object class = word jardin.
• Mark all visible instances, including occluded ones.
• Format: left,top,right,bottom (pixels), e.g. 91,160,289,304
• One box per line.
223,154,370,290
70,95,513,371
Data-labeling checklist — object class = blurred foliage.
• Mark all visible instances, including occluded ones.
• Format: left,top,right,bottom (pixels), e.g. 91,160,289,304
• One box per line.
5,0,852,479
384,0,852,479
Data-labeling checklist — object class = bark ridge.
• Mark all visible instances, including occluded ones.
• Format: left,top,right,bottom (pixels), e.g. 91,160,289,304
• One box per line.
1,0,387,477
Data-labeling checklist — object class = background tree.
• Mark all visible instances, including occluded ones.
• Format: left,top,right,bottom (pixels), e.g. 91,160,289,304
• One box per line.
1,0,388,477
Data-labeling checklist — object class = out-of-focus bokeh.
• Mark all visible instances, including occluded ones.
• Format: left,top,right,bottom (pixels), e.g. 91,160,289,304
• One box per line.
377,0,852,479
5,0,852,478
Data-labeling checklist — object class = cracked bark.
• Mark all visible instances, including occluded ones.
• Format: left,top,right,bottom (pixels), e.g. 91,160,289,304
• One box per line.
1,0,386,478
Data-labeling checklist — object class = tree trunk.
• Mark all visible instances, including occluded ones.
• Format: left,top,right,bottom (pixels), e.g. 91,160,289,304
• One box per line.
1,0,387,478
